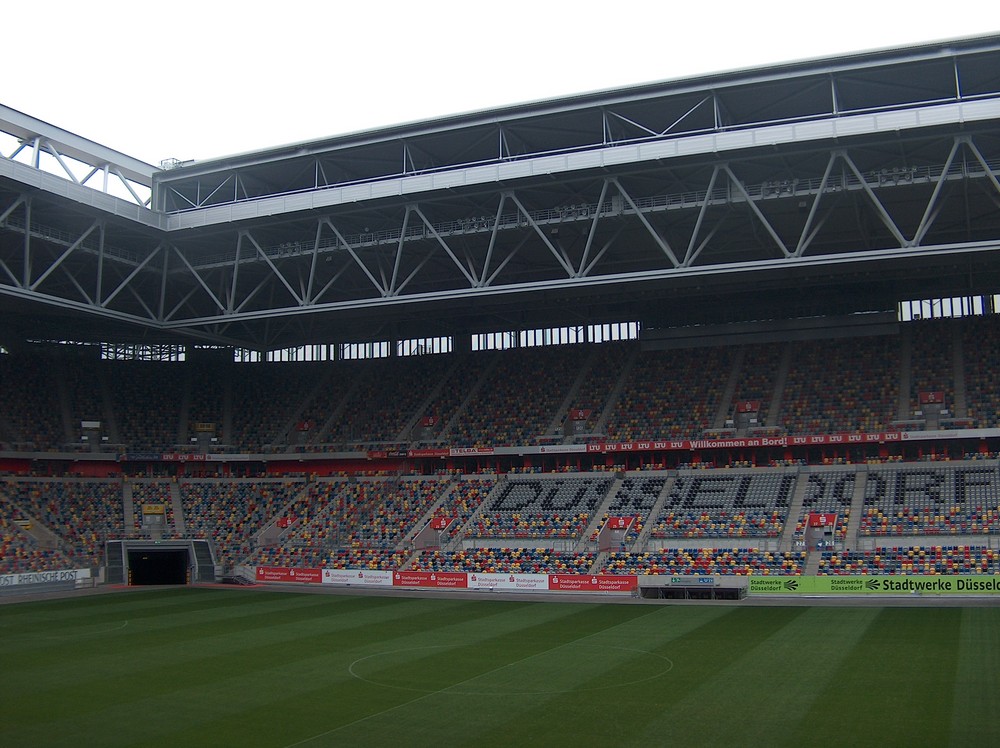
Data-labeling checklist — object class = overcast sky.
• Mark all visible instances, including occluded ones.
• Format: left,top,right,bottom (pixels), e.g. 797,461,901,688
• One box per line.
5,1,999,166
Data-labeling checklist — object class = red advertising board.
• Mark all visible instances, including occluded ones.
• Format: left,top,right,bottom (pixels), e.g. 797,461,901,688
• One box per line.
548,575,638,592
569,408,593,421
255,566,322,584
322,568,393,586
919,391,946,405
428,516,454,530
585,431,905,454
735,400,762,413
808,513,838,527
406,448,449,458
393,570,468,588
606,516,636,530
449,447,496,456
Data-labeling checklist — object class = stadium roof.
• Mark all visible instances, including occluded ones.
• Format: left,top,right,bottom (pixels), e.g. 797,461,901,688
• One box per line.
2,34,1000,351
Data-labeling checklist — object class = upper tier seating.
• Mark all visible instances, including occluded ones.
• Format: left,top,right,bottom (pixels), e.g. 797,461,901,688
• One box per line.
963,316,1000,429
450,347,582,447
605,347,732,441
780,335,898,434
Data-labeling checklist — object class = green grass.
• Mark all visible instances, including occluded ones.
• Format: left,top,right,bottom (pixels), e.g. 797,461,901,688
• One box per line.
1,588,998,747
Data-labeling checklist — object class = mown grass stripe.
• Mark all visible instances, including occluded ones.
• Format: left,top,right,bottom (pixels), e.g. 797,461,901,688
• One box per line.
950,607,1000,745
1,590,998,748
788,607,963,746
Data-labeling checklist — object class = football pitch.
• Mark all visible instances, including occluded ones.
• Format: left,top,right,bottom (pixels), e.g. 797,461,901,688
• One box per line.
2,588,998,747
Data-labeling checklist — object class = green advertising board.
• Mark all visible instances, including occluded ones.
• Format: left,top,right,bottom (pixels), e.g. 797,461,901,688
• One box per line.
748,575,1000,596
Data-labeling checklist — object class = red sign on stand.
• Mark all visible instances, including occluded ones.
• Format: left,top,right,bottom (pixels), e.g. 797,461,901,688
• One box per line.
255,566,321,584
548,575,637,592
807,513,838,528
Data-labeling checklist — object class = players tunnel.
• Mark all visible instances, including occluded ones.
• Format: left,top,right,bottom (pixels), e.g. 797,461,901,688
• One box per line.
127,549,190,585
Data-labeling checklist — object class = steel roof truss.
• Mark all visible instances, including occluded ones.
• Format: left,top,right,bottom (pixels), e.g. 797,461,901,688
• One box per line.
388,208,410,295
683,224,722,269
485,234,530,287
581,226,624,278
479,196,509,286
411,205,478,287
682,166,722,267
0,195,25,286
127,282,158,321
227,234,243,313
722,164,793,259
0,254,18,287
577,180,608,275
610,179,680,267
101,243,165,309
964,137,1000,198
507,193,577,278
796,206,833,259
110,166,150,207
29,219,99,292
0,194,25,225
95,222,105,304
169,246,226,315
163,282,203,324
912,138,963,246
323,218,387,296
60,263,93,306
310,256,353,306
41,142,82,185
157,248,169,320
393,247,435,298
245,231,303,306
793,152,840,257
606,110,657,138
839,151,908,248
304,221,323,304
234,273,273,315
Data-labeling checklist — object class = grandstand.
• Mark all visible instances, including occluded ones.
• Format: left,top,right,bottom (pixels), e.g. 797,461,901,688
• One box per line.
4,36,1000,596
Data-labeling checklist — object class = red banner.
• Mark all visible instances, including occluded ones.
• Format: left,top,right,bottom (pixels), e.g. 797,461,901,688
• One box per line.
421,416,438,427
393,570,468,588
569,408,593,421
736,400,761,413
808,513,838,527
606,516,636,530
255,566,322,584
406,448,449,458
919,391,946,405
428,516,453,530
548,575,637,592
586,431,904,453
